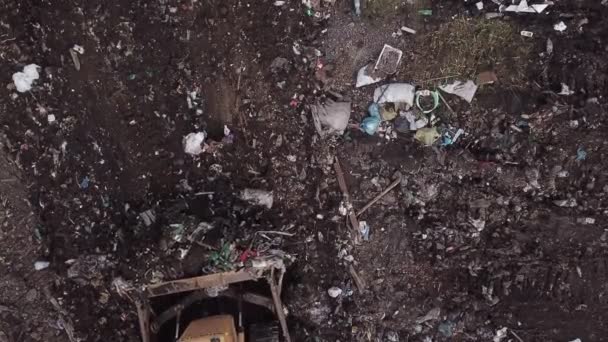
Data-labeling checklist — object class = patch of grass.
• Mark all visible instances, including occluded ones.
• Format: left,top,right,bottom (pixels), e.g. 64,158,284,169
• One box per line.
410,18,532,86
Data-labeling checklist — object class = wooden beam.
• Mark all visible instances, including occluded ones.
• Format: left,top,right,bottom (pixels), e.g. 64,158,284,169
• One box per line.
146,270,258,298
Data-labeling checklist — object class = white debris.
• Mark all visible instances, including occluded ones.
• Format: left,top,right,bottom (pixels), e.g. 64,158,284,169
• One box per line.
558,83,575,96
72,44,85,54
240,189,274,209
569,339,582,342
476,1,484,10
34,261,50,271
404,111,428,130
12,64,40,92
416,307,441,323
183,132,207,155
493,327,508,342
520,30,534,37
439,80,478,103
504,0,550,13
373,83,416,105
327,286,342,298
355,64,382,87
546,38,553,54
554,21,567,32
400,26,416,34
470,218,486,231
311,100,351,136
576,217,595,225
47,114,56,123
274,0,286,5
554,198,577,207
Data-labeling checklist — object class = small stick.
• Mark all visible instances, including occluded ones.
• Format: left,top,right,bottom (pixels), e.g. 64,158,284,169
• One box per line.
437,91,456,116
256,230,296,237
510,330,524,342
234,65,249,141
356,177,401,217
334,157,361,242
418,74,460,83
268,269,291,342
348,264,366,293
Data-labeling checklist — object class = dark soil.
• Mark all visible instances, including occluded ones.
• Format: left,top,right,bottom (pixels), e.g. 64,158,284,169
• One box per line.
2,0,608,341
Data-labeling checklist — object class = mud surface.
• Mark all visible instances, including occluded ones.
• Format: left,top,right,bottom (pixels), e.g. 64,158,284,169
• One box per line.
1,0,608,341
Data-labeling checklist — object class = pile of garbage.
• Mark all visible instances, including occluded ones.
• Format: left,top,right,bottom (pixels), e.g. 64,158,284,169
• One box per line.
312,44,499,147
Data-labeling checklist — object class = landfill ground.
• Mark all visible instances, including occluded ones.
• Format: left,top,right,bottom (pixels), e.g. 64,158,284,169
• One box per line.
1,0,608,341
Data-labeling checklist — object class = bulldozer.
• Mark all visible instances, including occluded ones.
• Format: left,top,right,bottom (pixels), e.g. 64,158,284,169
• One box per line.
122,254,292,342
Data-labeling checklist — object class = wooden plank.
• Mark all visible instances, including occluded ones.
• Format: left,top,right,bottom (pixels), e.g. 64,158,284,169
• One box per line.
146,270,257,298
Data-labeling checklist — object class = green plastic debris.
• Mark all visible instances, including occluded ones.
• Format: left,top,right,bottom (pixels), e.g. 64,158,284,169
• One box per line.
418,9,432,16
305,8,314,16
208,243,235,271
415,127,440,146
416,90,440,114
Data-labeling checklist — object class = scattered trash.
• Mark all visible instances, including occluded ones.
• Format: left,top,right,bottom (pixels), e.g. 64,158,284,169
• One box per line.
380,103,398,121
401,26,416,34
240,189,274,209
139,209,156,227
442,128,464,146
385,331,399,342
375,44,403,75
358,221,370,240
403,111,429,131
415,127,440,146
47,114,56,123
418,9,432,16
559,83,574,96
222,125,234,144
416,307,440,323
504,0,550,13
439,80,478,103
274,0,286,6
183,132,207,155
355,64,382,88
576,217,595,225
576,147,587,161
415,90,440,113
69,45,84,71
493,327,508,342
476,71,498,85
553,198,577,207
327,286,342,298
475,1,483,10
34,261,50,271
12,64,40,92
79,176,90,189
354,0,361,15
360,103,382,135
546,38,553,55
554,21,567,32
520,30,534,38
311,100,352,136
577,18,589,32
373,83,415,105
